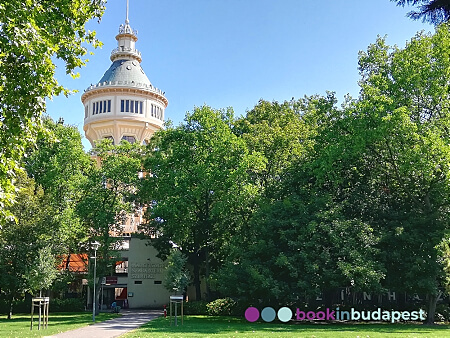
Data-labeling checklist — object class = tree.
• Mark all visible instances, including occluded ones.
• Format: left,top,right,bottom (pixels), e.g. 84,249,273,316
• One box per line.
77,140,142,313
310,24,450,323
164,249,190,295
216,195,384,305
0,118,93,317
25,117,93,255
215,95,384,305
393,0,450,25
140,106,260,301
0,174,57,319
26,247,58,297
234,98,315,196
0,0,105,225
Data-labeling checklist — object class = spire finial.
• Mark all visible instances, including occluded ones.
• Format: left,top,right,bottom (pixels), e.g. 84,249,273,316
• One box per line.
125,0,129,24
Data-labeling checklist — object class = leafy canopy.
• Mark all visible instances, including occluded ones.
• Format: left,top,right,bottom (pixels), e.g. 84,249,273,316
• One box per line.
0,0,105,224
393,0,450,25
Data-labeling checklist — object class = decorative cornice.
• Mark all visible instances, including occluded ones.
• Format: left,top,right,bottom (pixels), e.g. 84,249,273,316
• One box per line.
81,82,168,107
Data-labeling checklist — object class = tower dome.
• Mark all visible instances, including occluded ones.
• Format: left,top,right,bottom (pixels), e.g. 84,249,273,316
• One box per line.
82,5,167,147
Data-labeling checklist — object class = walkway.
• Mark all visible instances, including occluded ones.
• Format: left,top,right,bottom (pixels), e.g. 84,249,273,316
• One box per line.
49,309,162,338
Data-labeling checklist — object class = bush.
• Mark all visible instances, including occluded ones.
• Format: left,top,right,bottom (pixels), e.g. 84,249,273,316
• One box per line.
50,298,84,312
0,298,28,314
183,301,208,315
0,296,85,315
436,304,450,322
232,299,257,317
206,298,236,316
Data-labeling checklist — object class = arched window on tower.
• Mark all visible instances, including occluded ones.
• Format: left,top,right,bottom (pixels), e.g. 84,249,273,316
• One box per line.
121,135,136,144
104,136,115,145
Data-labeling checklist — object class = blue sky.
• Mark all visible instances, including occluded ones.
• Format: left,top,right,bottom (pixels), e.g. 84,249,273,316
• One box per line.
46,0,431,150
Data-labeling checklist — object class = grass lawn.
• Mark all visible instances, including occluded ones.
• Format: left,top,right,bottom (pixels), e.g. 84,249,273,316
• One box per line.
0,312,120,338
124,315,450,338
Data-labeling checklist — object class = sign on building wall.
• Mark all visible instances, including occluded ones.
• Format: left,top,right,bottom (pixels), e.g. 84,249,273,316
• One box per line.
129,262,166,279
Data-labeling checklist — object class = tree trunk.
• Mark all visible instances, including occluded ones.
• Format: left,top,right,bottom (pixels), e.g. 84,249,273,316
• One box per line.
95,279,101,315
323,289,333,308
205,246,211,301
424,291,440,325
193,253,201,301
7,295,14,320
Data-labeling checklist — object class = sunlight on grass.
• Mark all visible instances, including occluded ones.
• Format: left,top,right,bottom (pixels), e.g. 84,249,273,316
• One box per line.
124,315,450,338
0,312,120,338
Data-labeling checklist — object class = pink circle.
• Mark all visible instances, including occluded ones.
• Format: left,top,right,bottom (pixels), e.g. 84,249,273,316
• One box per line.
245,307,260,322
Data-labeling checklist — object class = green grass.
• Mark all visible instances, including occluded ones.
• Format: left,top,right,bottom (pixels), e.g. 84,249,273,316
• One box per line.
124,315,450,338
0,312,120,338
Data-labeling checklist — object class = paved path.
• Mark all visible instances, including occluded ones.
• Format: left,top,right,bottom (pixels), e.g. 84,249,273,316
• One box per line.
48,309,162,338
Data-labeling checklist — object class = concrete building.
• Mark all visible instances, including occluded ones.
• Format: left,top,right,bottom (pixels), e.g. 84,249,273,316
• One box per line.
81,1,172,309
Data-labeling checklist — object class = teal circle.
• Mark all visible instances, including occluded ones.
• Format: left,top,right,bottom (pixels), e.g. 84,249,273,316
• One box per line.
261,307,276,322
277,307,292,322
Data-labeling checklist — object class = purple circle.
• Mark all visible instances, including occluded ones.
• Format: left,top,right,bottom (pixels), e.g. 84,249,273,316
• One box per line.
245,307,260,322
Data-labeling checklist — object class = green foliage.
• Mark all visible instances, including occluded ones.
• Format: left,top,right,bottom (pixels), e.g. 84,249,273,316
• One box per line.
212,25,450,326
0,0,105,225
216,196,384,303
206,298,237,316
141,106,260,300
164,249,190,294
435,303,450,322
77,140,143,308
393,0,450,25
213,94,382,303
0,118,94,317
183,301,208,315
234,98,315,196
25,117,93,252
50,298,85,312
26,247,58,294
438,239,450,295
0,174,58,317
0,298,28,314
304,23,450,323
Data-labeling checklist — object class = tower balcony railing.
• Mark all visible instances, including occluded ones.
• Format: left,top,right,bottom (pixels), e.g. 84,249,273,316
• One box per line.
119,24,137,36
83,80,166,97
111,46,141,59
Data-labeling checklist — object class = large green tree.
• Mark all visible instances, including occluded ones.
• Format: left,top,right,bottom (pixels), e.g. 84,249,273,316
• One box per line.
234,98,315,196
0,0,105,224
1,118,93,318
77,140,142,313
25,117,92,255
0,174,57,319
140,106,260,301
216,95,384,305
310,24,450,323
216,190,384,305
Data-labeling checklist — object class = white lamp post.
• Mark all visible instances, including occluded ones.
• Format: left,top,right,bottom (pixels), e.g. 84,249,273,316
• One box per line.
91,241,100,322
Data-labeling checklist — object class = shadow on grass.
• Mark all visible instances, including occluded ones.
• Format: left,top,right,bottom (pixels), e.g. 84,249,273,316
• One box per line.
0,312,118,325
134,316,450,335
0,312,120,338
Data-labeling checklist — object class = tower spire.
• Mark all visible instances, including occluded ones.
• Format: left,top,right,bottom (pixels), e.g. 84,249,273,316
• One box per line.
126,0,129,24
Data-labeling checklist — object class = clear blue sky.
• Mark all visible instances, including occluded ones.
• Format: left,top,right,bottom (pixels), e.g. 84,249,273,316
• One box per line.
46,0,431,150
